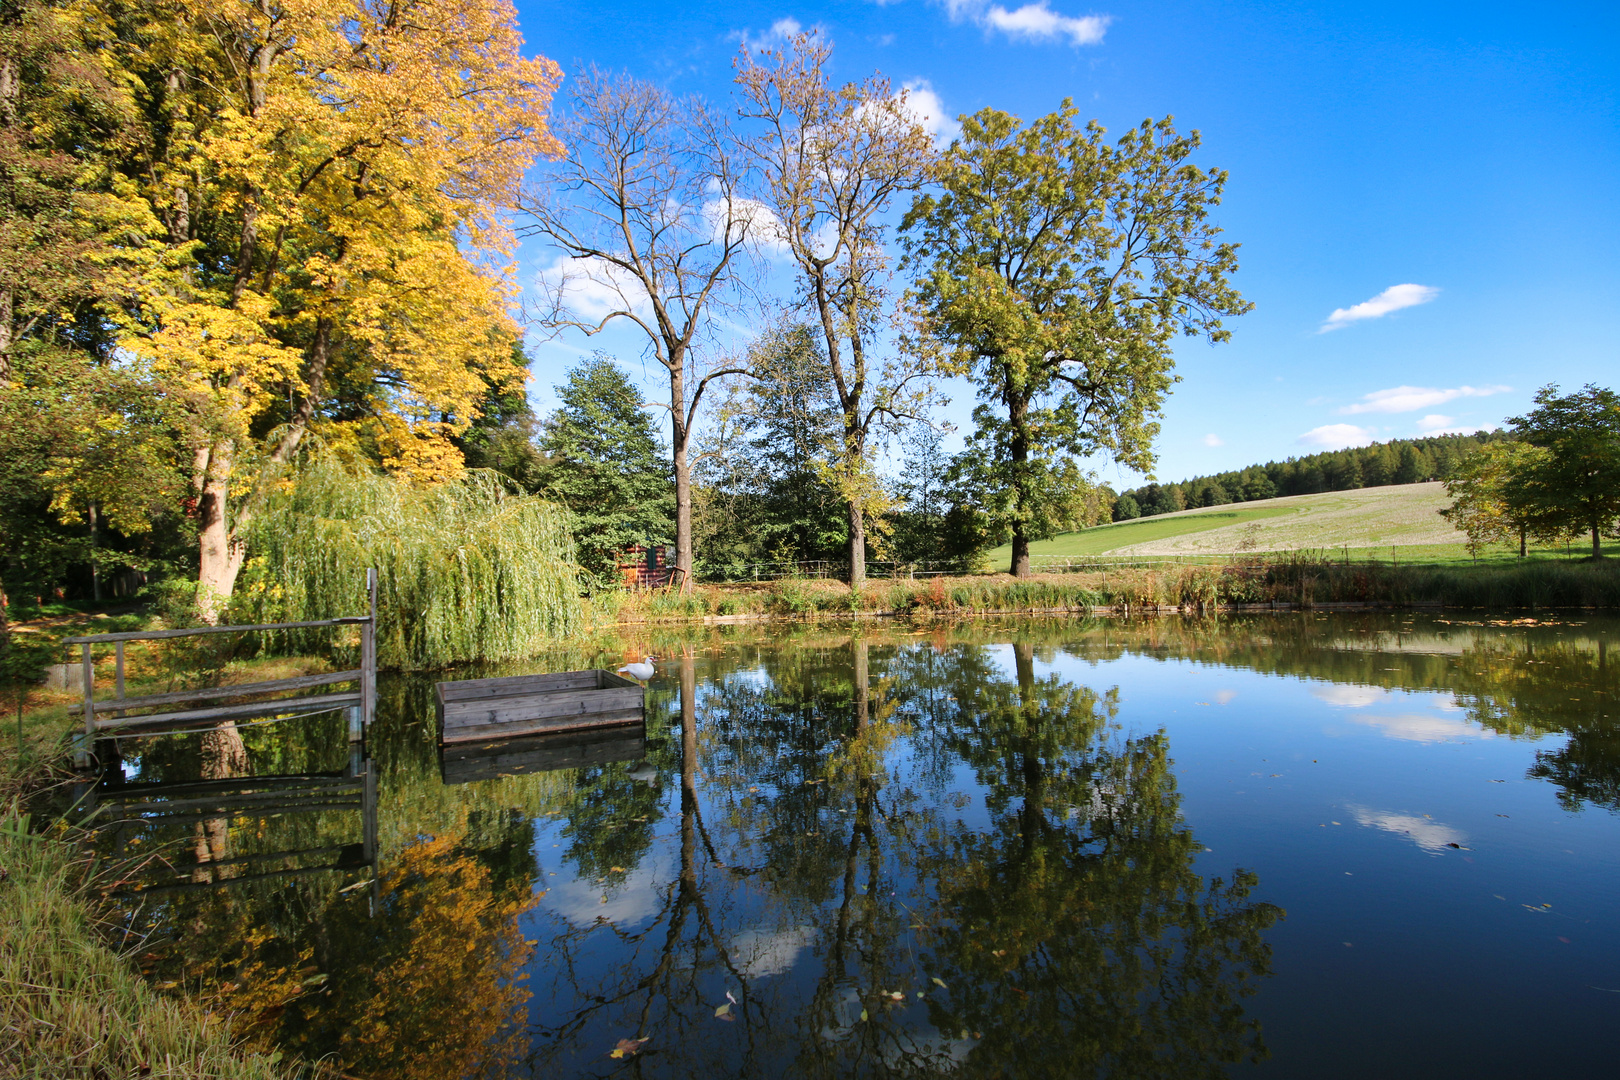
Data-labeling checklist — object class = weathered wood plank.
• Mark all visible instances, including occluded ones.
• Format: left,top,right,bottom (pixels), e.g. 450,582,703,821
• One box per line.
94,692,361,733
440,687,643,731
92,670,362,715
102,801,364,825
93,773,350,800
104,786,363,815
65,618,369,644
435,670,602,702
441,726,646,784
439,710,644,745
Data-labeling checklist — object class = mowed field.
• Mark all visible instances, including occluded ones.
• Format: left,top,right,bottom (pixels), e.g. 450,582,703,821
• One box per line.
992,482,1470,561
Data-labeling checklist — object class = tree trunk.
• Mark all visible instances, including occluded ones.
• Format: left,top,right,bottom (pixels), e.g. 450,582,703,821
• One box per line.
1519,524,1527,558
1594,523,1603,560
848,501,866,590
196,438,245,623
0,284,12,387
1008,391,1032,579
670,363,694,592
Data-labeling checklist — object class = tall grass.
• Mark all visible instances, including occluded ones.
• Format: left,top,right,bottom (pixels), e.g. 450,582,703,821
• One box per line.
232,461,582,670
605,553,1620,622
0,807,290,1078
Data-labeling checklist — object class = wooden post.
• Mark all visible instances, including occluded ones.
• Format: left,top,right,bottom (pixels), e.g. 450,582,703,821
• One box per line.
362,568,377,733
115,642,125,700
78,642,94,769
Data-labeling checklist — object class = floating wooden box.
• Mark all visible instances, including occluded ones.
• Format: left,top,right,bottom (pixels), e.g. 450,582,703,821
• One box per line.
440,725,647,785
435,669,644,745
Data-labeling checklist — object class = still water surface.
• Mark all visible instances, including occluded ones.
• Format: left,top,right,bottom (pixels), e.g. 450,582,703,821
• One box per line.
90,614,1620,1078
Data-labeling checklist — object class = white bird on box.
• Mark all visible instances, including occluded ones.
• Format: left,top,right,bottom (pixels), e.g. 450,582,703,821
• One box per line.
617,655,657,682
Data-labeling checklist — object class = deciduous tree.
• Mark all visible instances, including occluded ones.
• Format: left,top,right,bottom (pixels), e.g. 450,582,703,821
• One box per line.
100,0,562,619
904,106,1250,577
521,70,756,592
735,32,945,587
1507,384,1620,558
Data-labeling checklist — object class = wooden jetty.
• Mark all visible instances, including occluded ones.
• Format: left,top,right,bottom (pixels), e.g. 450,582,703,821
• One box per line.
436,669,644,745
440,724,647,785
65,570,379,769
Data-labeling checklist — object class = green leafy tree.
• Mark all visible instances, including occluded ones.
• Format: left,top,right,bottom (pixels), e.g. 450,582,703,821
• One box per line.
1507,384,1620,558
1440,440,1558,557
695,323,846,570
1113,493,1142,521
904,106,1250,576
535,356,674,586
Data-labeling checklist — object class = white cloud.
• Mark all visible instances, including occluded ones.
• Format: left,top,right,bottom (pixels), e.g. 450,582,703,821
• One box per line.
1416,413,1455,432
1339,384,1511,415
899,79,961,145
1350,712,1490,744
728,926,815,979
1297,423,1375,449
1312,685,1388,708
734,16,806,51
704,195,793,261
535,255,650,323
1348,805,1467,853
1201,433,1223,447
544,861,664,927
941,0,1111,47
1319,283,1440,332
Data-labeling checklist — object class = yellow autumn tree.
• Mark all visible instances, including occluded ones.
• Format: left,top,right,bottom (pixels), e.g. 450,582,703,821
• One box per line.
84,0,562,618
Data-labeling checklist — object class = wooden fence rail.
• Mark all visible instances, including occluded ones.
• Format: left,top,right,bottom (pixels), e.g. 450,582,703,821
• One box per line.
66,570,378,769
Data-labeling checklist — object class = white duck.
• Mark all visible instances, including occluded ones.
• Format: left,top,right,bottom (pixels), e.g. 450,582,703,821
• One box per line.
617,655,657,682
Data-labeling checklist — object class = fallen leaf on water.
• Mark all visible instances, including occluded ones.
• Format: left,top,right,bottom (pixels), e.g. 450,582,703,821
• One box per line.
609,866,626,873
932,977,948,989
860,1008,869,1022
714,1003,733,1020
608,1037,649,1059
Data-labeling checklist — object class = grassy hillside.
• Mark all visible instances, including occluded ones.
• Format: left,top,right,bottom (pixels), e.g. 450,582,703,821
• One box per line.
989,482,1533,564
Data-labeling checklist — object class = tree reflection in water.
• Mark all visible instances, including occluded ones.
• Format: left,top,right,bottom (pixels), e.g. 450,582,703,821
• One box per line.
524,634,1282,1078
90,613,1620,1077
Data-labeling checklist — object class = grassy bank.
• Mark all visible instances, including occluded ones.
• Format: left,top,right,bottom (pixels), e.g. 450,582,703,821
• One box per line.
0,799,291,1078
607,554,1620,621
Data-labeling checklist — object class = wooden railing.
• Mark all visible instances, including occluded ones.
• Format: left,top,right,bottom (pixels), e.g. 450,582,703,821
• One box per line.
66,570,378,769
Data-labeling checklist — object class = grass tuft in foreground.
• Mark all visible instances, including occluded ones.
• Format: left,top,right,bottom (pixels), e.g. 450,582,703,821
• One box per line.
0,797,291,1079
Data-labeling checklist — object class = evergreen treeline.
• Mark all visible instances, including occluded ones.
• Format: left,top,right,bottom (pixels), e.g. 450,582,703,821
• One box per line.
1112,430,1512,521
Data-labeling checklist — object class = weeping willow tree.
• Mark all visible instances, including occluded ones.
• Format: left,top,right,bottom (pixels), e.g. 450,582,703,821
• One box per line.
232,461,582,669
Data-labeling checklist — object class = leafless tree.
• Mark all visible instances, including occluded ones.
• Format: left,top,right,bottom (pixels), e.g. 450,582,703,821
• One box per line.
734,33,944,587
520,69,760,590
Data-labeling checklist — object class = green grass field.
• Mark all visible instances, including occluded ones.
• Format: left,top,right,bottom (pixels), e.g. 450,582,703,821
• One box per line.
989,482,1595,567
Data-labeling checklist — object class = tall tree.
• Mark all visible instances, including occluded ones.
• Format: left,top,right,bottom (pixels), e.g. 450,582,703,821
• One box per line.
534,355,674,586
98,0,562,619
904,106,1250,577
1440,440,1555,558
696,322,845,568
1508,384,1620,558
735,32,944,587
520,69,756,592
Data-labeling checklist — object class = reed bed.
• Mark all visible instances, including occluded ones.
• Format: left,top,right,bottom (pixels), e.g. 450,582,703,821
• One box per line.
232,461,582,670
610,553,1620,621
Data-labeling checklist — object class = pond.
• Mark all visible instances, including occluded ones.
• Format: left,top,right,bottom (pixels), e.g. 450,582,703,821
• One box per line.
81,613,1620,1079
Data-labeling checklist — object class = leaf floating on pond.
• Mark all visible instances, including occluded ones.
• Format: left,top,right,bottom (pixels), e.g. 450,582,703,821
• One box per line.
714,1002,734,1021
609,1037,650,1059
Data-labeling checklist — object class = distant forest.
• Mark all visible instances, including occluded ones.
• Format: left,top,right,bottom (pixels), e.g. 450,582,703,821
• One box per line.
1111,430,1510,521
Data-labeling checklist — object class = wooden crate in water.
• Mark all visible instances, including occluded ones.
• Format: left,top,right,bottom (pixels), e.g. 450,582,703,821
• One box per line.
435,669,644,745
440,724,647,785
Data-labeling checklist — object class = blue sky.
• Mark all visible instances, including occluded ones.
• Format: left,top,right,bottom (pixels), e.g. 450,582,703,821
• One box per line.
512,0,1619,486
